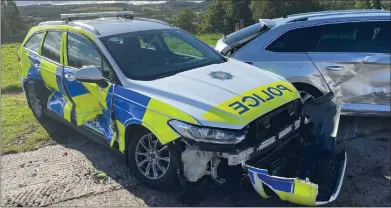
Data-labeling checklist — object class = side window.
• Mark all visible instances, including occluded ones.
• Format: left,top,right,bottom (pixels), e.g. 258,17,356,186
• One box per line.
67,33,114,79
24,32,44,53
266,26,325,52
67,33,102,69
42,31,62,63
316,21,390,53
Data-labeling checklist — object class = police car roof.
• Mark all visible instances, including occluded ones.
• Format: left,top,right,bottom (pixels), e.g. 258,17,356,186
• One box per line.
39,18,174,37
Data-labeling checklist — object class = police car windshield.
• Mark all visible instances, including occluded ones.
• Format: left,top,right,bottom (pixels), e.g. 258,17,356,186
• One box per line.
100,29,225,80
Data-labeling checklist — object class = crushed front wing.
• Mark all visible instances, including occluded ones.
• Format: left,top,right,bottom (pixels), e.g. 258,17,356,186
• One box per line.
245,92,347,206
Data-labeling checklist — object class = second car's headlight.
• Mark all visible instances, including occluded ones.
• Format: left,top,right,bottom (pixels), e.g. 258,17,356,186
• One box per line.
168,120,246,144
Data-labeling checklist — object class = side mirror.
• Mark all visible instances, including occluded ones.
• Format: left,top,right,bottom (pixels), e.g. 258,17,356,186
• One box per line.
73,66,108,87
74,66,103,82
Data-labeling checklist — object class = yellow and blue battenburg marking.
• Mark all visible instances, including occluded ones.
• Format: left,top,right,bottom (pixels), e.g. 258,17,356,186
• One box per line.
26,53,43,81
63,67,103,125
248,166,318,206
112,86,151,151
112,85,199,152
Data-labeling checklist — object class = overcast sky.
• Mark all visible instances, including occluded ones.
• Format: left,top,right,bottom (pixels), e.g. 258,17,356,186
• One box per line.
15,1,202,6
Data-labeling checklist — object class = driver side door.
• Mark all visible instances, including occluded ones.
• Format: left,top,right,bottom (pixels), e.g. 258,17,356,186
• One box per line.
63,32,115,142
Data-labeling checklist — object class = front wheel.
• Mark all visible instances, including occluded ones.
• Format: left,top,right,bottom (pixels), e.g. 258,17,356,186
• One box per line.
127,129,178,190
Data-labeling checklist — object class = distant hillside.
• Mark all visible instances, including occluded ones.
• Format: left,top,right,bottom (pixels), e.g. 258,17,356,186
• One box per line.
18,1,211,18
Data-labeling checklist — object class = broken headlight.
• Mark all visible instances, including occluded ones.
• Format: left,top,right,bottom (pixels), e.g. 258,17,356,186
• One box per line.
168,120,246,144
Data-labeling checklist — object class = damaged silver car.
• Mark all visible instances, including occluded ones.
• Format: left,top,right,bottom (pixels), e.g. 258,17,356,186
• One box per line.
215,9,390,117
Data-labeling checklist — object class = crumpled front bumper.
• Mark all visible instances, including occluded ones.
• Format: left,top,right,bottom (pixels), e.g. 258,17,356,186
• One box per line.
244,92,347,206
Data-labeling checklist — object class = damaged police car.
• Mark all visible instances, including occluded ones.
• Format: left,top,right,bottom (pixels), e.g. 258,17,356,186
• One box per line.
18,12,346,206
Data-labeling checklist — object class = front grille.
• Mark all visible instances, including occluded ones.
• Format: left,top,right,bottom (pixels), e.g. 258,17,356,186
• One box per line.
246,99,302,146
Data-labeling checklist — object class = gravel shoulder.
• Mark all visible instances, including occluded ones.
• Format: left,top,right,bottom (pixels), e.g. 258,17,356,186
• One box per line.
1,117,390,207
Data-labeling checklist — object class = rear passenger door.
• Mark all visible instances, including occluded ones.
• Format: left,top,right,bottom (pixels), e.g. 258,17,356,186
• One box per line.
307,21,390,107
40,31,74,121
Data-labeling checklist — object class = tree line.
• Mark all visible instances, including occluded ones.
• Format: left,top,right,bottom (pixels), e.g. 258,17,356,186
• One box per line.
180,0,389,34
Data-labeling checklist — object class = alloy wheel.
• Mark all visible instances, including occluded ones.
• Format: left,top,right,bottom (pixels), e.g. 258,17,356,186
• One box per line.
135,133,170,180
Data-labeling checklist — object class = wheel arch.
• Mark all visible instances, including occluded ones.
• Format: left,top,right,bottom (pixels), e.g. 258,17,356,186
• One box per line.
23,77,51,106
292,82,324,98
124,123,149,165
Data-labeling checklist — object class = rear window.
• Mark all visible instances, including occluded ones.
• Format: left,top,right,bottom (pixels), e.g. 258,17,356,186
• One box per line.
24,32,44,53
316,21,390,53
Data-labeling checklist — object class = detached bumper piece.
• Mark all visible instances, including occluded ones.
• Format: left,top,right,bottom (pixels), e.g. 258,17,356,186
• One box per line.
246,92,347,206
246,148,346,206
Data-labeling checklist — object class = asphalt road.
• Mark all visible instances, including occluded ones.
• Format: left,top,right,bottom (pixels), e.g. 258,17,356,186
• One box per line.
1,116,390,207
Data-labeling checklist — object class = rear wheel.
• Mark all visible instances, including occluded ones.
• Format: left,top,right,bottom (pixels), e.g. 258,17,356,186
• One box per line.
25,80,49,121
127,129,178,190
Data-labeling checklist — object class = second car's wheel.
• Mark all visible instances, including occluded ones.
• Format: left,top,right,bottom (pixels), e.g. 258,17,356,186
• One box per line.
25,80,49,121
128,129,178,190
293,84,323,104
299,90,316,104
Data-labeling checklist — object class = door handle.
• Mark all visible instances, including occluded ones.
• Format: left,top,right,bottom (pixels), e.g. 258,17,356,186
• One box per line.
325,66,344,71
34,63,41,70
64,74,76,81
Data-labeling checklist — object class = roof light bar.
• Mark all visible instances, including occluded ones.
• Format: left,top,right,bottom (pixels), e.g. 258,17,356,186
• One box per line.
61,11,134,20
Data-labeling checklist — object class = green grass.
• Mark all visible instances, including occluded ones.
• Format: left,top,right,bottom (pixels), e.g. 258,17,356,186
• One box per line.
1,43,23,94
0,35,221,154
71,6,123,12
197,34,223,46
1,43,53,155
1,94,53,154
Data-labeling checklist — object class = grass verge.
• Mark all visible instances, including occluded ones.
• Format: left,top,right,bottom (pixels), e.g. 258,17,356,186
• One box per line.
1,43,53,155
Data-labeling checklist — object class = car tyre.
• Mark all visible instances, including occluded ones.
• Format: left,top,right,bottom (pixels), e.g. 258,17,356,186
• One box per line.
294,85,323,104
25,80,50,121
127,129,178,190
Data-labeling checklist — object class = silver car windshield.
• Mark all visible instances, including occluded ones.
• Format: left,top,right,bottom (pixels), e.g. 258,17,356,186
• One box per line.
100,29,225,80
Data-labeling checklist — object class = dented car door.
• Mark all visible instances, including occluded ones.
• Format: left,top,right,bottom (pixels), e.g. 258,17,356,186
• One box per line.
307,20,390,115
63,31,117,145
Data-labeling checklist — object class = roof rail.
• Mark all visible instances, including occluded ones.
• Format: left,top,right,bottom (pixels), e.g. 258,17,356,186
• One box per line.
38,20,101,36
286,17,308,23
38,21,65,26
133,17,172,26
285,9,389,23
69,21,101,35
61,11,134,22
286,9,387,18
